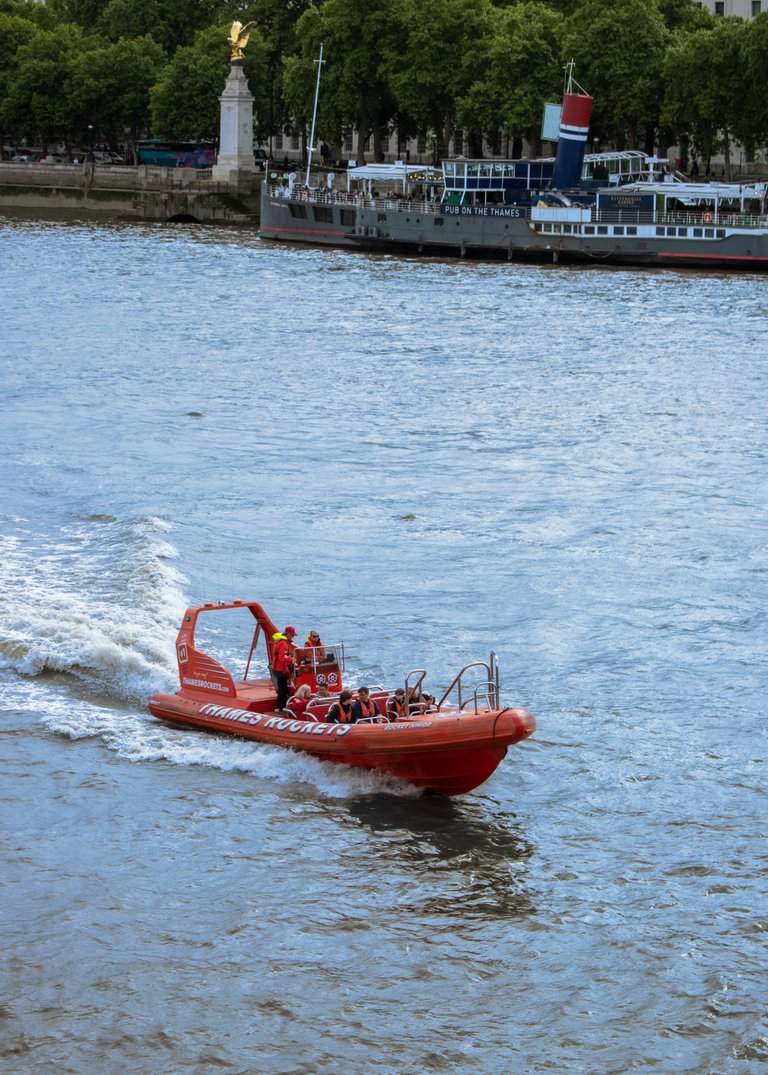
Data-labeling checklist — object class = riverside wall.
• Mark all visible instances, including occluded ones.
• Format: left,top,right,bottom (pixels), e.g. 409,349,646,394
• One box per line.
0,162,261,225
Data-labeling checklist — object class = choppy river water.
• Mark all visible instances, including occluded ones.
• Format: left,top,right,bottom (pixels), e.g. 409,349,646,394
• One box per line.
1,214,767,1074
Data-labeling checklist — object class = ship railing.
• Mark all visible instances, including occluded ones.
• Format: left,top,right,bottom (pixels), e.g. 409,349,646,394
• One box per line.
265,183,442,214
595,208,765,229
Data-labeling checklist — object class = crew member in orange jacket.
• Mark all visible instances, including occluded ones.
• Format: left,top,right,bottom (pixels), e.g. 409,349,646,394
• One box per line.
271,630,295,711
302,628,326,664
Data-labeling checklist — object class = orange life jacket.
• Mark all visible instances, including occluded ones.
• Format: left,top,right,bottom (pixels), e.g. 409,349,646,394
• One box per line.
272,638,293,675
330,701,354,723
388,697,407,721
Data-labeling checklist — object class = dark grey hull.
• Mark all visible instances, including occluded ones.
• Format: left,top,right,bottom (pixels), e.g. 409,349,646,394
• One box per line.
260,187,768,271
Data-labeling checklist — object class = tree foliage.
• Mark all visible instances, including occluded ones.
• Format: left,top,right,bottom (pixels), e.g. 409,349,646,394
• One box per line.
286,0,402,161
150,23,267,140
561,0,669,150
1,0,766,168
457,1,562,154
663,16,752,176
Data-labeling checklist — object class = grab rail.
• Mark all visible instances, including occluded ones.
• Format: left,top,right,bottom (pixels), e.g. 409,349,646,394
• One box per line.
436,653,500,713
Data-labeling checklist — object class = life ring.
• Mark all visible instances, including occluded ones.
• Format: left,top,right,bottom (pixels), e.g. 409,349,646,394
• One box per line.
703,212,714,224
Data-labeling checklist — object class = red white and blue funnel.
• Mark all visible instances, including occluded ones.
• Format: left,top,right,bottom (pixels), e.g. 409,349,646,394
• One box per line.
552,91,593,189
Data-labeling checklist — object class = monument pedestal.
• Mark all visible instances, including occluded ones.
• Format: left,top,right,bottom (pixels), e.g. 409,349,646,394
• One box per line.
212,60,256,185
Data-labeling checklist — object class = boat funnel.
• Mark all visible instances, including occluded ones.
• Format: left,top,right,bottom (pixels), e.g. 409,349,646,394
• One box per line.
551,91,593,190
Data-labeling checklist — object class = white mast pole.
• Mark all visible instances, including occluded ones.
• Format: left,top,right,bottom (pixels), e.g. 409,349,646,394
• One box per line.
305,43,324,188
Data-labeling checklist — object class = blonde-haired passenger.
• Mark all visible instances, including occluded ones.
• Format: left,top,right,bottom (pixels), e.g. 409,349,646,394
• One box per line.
286,683,313,718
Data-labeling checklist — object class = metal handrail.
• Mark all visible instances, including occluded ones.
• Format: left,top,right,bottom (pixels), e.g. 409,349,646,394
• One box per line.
436,660,492,713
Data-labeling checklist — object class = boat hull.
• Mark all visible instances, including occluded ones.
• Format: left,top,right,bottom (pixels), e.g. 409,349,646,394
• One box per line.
260,186,768,270
148,692,535,796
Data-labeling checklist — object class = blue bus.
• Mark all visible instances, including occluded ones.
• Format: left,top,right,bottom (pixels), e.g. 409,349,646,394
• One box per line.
136,139,216,169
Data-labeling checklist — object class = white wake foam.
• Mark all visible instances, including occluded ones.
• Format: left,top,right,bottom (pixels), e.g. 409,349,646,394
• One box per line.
0,514,185,704
0,515,420,798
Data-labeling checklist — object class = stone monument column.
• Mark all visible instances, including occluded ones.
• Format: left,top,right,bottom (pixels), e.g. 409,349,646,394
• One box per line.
212,22,257,186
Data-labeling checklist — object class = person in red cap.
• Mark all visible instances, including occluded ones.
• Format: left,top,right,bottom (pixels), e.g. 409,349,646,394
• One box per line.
270,630,295,711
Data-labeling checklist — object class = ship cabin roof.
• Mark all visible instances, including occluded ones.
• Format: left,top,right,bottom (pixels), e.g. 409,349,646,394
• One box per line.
441,150,649,203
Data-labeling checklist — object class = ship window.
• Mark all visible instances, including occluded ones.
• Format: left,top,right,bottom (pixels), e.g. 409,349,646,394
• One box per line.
678,228,687,236
716,229,725,238
563,224,572,234
656,227,665,236
340,209,355,226
289,203,307,219
378,213,387,222
704,228,714,237
626,227,637,235
434,217,444,227
597,226,608,235
693,227,703,237
584,226,595,235
614,226,624,235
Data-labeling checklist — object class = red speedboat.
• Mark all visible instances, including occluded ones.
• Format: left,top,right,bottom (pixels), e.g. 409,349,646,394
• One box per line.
148,600,535,796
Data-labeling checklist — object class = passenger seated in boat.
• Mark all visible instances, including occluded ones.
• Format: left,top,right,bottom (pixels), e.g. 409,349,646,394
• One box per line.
286,684,313,718
408,688,436,713
351,687,382,723
314,683,330,699
387,688,407,722
326,690,354,724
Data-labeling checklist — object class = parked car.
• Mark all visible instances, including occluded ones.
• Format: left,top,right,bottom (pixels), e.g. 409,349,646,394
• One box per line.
11,152,38,162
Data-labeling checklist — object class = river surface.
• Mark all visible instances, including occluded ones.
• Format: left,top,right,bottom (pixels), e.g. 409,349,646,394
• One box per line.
1,214,766,1074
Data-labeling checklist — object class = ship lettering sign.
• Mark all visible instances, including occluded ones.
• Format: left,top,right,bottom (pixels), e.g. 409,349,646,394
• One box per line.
199,704,351,736
183,676,227,691
442,205,523,218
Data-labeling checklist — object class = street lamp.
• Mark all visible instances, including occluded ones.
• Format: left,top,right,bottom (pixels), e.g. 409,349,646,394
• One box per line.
87,125,94,162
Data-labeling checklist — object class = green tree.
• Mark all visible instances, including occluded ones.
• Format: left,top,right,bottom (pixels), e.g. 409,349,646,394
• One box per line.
663,17,751,177
742,10,768,152
0,1,58,29
6,22,98,150
95,0,224,53
150,23,267,141
458,1,562,155
70,33,165,145
562,0,669,152
232,0,312,148
285,0,402,163
45,0,105,29
384,0,494,159
0,11,37,145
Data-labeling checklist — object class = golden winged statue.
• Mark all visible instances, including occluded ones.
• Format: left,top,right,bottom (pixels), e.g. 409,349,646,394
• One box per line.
228,20,255,61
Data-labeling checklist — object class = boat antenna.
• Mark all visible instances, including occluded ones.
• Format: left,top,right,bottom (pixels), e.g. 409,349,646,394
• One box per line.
305,43,325,188
563,59,588,97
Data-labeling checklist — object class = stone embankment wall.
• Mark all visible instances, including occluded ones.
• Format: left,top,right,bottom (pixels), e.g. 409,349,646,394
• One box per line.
0,163,260,225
